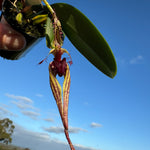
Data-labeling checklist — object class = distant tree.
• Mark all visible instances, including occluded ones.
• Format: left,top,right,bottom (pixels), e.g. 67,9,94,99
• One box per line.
0,118,15,144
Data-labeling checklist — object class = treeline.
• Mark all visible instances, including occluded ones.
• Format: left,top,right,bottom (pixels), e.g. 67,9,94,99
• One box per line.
0,143,30,150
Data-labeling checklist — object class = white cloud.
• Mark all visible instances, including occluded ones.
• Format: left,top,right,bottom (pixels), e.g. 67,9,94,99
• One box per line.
43,126,87,134
43,126,64,134
21,110,40,120
69,127,88,133
11,100,39,111
116,55,144,66
5,93,33,103
44,118,54,122
129,55,143,64
5,93,40,119
90,122,102,128
0,106,16,117
12,124,99,150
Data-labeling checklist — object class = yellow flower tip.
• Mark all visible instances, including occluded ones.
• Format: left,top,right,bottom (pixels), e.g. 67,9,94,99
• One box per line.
49,47,70,57
49,48,56,55
61,48,69,55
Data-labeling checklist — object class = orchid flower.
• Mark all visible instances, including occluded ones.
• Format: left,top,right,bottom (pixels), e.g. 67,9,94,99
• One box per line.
38,1,75,149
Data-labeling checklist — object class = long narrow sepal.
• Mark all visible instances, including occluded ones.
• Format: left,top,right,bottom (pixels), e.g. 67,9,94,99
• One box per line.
49,63,63,119
63,64,75,150
63,64,70,130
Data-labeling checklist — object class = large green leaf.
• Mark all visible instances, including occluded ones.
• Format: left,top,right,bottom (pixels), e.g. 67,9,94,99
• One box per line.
52,3,117,78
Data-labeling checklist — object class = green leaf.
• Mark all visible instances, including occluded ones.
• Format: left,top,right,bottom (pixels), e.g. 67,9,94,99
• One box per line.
52,3,117,78
45,17,55,48
45,16,65,48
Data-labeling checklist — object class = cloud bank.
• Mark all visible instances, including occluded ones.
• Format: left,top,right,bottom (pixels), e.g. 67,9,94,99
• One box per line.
12,124,100,150
43,126,87,134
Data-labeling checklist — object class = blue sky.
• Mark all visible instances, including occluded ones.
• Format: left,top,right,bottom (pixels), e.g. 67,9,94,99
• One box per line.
0,0,150,150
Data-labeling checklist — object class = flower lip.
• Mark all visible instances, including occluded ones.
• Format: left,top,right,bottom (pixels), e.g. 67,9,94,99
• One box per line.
50,58,67,77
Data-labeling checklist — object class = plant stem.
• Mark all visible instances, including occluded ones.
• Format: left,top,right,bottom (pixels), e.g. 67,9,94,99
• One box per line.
42,0,55,15
64,129,75,150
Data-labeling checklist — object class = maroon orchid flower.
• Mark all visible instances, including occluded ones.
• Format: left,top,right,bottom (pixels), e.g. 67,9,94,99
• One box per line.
48,46,75,150
38,2,74,147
